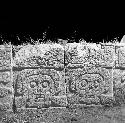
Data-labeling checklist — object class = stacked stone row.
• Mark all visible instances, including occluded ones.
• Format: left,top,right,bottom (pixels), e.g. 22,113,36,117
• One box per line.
0,42,125,122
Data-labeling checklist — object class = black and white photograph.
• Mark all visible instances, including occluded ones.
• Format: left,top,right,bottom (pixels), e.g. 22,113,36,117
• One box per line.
0,12,125,123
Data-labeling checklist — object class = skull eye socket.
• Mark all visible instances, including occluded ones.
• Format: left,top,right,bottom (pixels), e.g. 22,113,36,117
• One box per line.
77,79,88,90
42,81,49,88
30,81,37,88
80,80,88,87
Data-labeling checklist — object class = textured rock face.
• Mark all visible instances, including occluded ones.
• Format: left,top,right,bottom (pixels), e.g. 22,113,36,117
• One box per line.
1,42,125,123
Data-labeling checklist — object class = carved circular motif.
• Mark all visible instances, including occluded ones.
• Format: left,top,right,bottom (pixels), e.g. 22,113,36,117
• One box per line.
76,73,104,95
16,69,62,99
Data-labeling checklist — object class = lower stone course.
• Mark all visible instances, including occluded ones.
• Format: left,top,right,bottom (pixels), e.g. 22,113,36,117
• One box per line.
0,105,125,123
